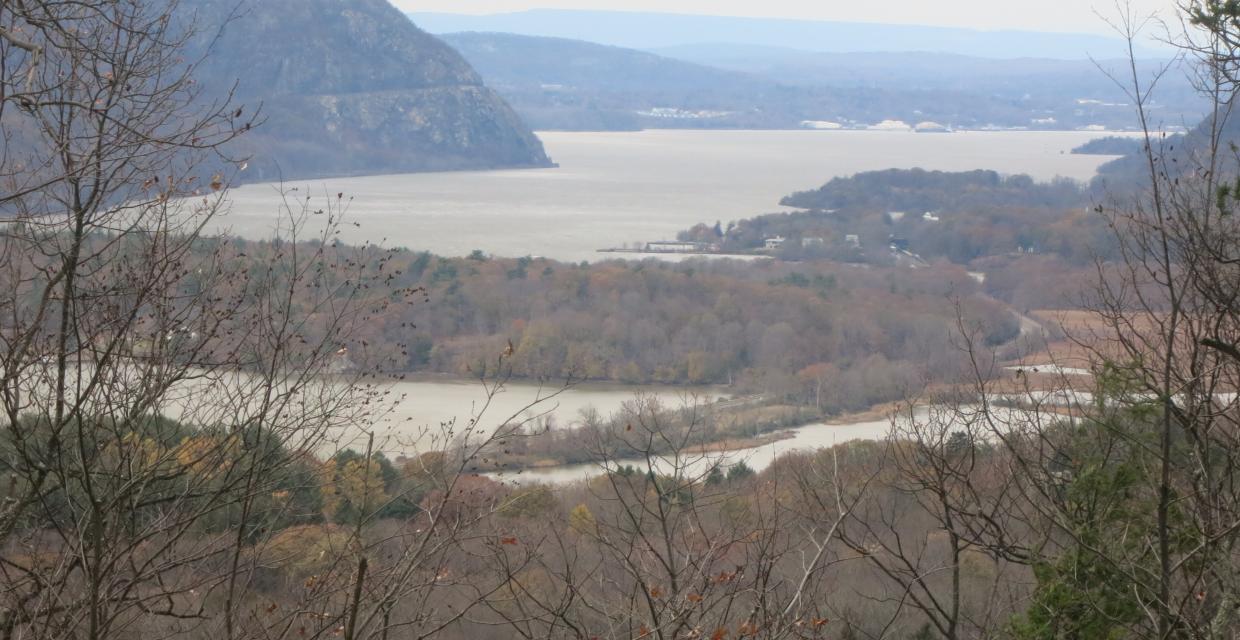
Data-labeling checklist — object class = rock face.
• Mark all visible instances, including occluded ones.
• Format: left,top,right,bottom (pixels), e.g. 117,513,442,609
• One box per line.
182,0,551,180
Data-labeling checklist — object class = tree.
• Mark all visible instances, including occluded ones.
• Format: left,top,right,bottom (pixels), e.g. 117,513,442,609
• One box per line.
478,397,863,639
0,0,249,211
890,6,1240,637
0,3,561,639
725,461,755,483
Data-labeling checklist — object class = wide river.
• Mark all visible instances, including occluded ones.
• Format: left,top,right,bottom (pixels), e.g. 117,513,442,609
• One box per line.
220,129,1126,262
214,129,1119,482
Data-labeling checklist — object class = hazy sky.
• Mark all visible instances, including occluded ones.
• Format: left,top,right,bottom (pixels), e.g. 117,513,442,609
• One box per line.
394,0,1183,36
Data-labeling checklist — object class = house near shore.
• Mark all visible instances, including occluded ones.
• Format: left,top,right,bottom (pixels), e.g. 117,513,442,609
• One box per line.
764,236,786,250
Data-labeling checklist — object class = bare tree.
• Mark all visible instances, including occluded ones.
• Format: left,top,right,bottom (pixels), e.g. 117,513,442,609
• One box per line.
470,396,866,640
875,4,1240,637
0,2,527,639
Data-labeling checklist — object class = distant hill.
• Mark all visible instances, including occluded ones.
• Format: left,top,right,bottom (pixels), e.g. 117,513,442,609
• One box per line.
1071,136,1144,156
180,0,551,181
655,45,1205,129
439,32,1201,132
658,44,1193,98
412,10,1169,60
441,33,750,92
780,168,1087,212
439,32,778,130
681,168,1106,267
1091,112,1240,192
658,45,1139,85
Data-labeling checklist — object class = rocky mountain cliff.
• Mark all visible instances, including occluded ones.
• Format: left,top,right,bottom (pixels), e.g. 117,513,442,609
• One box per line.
182,0,551,181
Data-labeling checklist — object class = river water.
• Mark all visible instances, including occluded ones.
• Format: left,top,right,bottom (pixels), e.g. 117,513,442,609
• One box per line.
353,377,726,454
497,413,899,486
207,129,1126,480
338,375,900,485
494,403,1059,486
218,129,1128,263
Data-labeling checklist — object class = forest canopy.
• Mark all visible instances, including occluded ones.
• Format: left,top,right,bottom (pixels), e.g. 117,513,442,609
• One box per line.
779,167,1087,212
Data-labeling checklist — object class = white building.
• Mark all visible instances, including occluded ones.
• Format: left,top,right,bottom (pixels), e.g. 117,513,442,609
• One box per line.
801,120,844,130
870,119,912,131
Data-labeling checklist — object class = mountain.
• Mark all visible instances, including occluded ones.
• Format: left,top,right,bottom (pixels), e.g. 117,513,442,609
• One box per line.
438,32,776,130
181,0,551,181
411,10,1169,60
653,45,1205,126
441,33,752,93
439,32,1202,132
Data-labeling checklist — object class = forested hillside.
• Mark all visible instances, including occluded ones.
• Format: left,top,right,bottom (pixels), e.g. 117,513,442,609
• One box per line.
1072,135,1144,155
207,240,1018,414
679,169,1107,266
780,168,1087,211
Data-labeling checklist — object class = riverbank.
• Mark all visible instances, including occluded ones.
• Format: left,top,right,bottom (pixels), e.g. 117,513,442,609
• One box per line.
462,401,821,472
491,410,903,486
469,400,908,480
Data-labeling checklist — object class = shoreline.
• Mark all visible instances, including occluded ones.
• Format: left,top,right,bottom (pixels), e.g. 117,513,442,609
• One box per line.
482,404,895,476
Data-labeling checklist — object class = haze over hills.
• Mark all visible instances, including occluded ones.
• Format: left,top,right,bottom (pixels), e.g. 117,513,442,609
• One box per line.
179,0,550,181
441,33,751,93
410,9,1170,60
654,44,1193,96
440,31,1204,132
439,32,776,130
659,44,1205,129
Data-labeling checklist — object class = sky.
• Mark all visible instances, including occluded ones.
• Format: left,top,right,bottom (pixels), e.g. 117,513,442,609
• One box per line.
392,0,1184,36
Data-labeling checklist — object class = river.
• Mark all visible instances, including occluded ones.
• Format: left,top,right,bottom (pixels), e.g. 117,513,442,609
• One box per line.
498,413,900,486
495,403,1058,486
209,128,1125,480
218,129,1129,263
339,375,900,485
